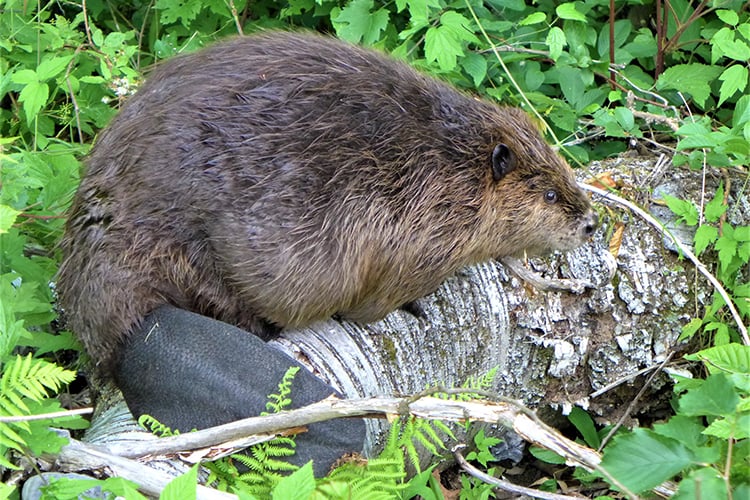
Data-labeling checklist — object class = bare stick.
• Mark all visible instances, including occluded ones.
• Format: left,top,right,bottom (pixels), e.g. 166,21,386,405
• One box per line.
452,444,586,500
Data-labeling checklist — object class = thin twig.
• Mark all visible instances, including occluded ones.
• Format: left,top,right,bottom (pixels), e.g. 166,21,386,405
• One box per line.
0,407,92,423
452,444,587,500
598,352,675,450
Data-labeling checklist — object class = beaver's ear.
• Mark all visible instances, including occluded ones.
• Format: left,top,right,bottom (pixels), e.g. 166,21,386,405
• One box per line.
491,144,515,181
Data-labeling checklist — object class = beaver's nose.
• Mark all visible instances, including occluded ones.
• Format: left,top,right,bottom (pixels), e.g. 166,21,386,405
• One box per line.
582,211,598,237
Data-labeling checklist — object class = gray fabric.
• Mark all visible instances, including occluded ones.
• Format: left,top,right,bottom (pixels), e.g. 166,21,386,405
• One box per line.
115,305,365,476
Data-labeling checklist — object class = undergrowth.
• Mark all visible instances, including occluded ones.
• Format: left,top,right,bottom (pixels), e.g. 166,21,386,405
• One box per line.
1,0,748,498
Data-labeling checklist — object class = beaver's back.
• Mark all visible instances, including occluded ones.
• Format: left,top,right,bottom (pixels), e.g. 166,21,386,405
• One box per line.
58,32,596,367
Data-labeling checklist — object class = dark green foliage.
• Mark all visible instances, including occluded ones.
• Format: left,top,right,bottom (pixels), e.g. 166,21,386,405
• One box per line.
1,0,748,497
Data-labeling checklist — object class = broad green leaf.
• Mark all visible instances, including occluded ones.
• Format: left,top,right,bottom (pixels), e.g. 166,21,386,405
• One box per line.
715,230,737,271
461,52,487,87
36,55,74,81
520,12,546,26
524,62,545,91
613,107,634,131
601,428,693,493
439,11,479,44
674,468,728,500
685,344,750,375
10,69,38,85
652,415,707,451
154,0,203,26
18,80,49,124
424,25,463,71
333,0,389,45
678,373,739,417
546,26,566,61
161,465,198,500
568,406,600,448
92,27,104,46
718,64,748,105
711,27,750,63
704,183,727,223
656,64,723,108
529,445,566,464
398,0,440,23
272,461,315,500
706,321,730,345
662,194,698,226
715,9,739,26
0,206,20,233
704,413,750,439
557,65,584,108
679,317,703,341
677,133,719,150
556,3,586,22
693,224,718,255
486,0,526,10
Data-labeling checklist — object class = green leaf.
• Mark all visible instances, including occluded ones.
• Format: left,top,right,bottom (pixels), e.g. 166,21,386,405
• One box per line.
674,467,728,500
520,12,546,26
461,52,487,87
679,317,704,341
556,3,586,22
656,64,723,108
161,465,198,500
662,194,698,226
716,10,739,26
154,0,203,26
703,183,727,223
546,26,567,61
10,69,39,85
693,224,718,255
613,107,634,131
678,373,739,417
718,65,748,106
333,0,390,45
601,428,693,493
272,461,315,499
568,407,600,448
704,413,750,439
715,231,737,271
0,205,20,233
424,26,463,71
440,11,480,43
652,415,707,451
18,81,49,124
711,27,750,63
36,55,74,81
685,344,750,375
529,445,566,464
557,65,584,108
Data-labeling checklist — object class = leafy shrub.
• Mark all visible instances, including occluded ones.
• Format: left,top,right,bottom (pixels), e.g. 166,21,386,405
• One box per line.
1,0,748,497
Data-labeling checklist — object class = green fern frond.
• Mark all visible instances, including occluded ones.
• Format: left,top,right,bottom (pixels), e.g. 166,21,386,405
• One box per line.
0,354,78,470
325,456,406,499
0,354,75,401
138,415,180,437
263,366,299,414
206,366,301,496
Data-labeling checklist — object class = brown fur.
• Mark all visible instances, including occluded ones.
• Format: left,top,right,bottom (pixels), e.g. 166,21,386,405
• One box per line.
58,32,597,368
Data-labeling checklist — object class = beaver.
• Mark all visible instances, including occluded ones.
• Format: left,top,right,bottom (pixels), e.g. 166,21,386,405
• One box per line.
58,31,596,470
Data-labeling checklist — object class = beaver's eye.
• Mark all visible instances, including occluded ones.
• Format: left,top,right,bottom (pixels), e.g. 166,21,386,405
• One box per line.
544,190,558,204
